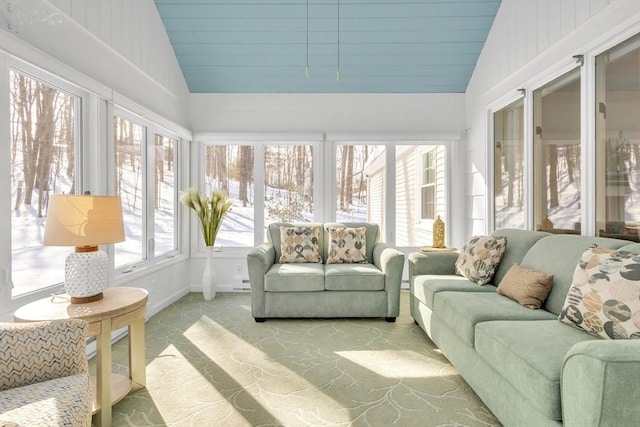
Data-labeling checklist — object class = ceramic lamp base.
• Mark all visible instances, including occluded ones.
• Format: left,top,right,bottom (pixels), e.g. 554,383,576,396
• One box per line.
65,248,109,302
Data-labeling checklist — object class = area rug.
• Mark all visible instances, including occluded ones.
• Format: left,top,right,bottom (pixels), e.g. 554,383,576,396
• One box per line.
106,292,500,427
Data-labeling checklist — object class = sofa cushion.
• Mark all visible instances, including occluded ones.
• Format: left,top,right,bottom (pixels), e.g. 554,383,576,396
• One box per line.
497,264,554,309
489,229,551,285
265,263,325,292
475,320,599,421
268,222,324,264
326,226,368,264
519,235,632,316
455,235,507,285
279,226,322,263
323,222,379,263
434,292,557,346
325,264,385,290
412,275,495,309
559,246,640,339
0,373,92,426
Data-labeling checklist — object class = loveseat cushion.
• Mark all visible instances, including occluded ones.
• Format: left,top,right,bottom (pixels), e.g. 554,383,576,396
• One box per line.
265,263,325,292
325,264,385,290
0,373,92,426
412,275,495,309
475,320,598,421
434,292,556,346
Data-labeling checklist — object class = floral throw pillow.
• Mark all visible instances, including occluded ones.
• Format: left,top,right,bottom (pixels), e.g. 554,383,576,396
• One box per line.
455,235,508,285
326,227,367,264
558,246,640,340
279,226,322,264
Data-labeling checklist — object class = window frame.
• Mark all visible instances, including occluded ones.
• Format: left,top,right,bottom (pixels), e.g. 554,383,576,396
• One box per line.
111,106,182,275
3,59,90,302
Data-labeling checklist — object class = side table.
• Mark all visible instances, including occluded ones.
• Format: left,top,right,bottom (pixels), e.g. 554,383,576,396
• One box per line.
14,286,148,427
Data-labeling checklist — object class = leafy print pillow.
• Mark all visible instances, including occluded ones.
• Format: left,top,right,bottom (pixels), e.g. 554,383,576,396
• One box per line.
455,235,508,285
559,246,640,340
279,226,322,263
326,227,367,264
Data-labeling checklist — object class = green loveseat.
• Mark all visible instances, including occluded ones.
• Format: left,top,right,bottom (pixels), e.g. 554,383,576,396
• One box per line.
247,222,404,322
409,229,640,426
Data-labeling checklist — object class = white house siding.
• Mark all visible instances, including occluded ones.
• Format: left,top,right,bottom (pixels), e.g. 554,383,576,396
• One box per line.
465,0,640,236
367,169,386,240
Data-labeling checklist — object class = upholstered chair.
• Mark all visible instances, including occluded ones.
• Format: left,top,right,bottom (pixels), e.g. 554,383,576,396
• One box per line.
0,319,92,427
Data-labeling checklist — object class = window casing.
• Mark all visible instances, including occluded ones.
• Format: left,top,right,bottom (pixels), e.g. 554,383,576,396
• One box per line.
420,151,436,221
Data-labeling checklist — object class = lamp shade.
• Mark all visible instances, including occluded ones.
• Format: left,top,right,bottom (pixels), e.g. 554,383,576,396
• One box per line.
43,195,125,247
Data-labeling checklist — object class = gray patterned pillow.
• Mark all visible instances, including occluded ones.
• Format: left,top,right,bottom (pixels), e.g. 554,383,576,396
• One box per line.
559,246,640,340
326,226,367,264
279,226,322,263
455,235,508,285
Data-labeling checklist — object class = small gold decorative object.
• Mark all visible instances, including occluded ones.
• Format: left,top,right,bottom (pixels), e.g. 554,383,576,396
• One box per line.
433,215,445,248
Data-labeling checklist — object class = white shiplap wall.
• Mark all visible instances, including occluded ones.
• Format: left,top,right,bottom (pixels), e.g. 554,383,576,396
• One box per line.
464,0,640,236
1,0,190,128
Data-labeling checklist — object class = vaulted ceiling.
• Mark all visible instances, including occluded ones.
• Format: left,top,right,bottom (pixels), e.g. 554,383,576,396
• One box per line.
154,0,501,93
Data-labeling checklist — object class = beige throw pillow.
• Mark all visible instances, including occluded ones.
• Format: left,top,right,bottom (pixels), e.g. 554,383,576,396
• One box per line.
497,264,554,309
326,226,367,264
559,246,640,340
279,226,322,263
455,235,507,285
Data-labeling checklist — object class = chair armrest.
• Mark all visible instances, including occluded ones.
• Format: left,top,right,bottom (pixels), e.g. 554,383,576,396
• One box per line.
247,243,276,318
561,339,640,426
373,243,405,317
0,319,88,391
408,251,458,278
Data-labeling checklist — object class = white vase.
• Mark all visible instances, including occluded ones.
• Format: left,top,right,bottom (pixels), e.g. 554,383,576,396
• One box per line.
202,246,217,300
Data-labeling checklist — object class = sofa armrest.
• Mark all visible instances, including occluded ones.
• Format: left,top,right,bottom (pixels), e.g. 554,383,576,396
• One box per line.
0,319,88,391
247,243,276,318
561,339,640,427
408,251,458,279
373,243,405,317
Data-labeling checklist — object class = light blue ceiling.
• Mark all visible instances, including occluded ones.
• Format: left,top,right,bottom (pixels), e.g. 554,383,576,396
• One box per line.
154,0,501,93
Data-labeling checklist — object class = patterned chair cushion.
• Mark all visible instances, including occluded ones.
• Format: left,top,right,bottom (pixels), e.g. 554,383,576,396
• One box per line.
0,374,92,427
0,320,88,391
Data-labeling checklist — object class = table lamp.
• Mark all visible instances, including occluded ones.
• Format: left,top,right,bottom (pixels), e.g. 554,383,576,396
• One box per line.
43,194,125,303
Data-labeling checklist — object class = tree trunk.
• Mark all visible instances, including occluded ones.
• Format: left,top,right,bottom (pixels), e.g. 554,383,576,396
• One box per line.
548,145,559,209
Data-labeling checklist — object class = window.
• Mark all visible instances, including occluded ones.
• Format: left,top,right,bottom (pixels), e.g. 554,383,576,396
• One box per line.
494,98,525,229
395,145,446,247
533,68,581,233
595,34,640,241
114,114,145,267
9,68,82,297
153,134,178,255
264,144,314,224
421,151,436,220
336,144,384,226
203,144,255,247
113,111,180,268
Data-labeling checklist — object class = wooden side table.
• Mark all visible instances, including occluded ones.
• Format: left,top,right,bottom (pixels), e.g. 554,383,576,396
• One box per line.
14,286,148,427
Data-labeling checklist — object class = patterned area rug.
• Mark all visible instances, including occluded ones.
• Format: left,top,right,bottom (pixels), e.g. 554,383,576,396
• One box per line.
106,292,500,427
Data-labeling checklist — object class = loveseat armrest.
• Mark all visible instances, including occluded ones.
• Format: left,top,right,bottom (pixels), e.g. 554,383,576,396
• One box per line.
247,243,276,319
373,243,405,317
408,251,458,279
561,339,640,427
0,319,88,391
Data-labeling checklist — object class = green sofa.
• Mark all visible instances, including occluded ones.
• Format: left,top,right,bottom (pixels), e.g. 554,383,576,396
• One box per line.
409,229,640,426
247,222,405,322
